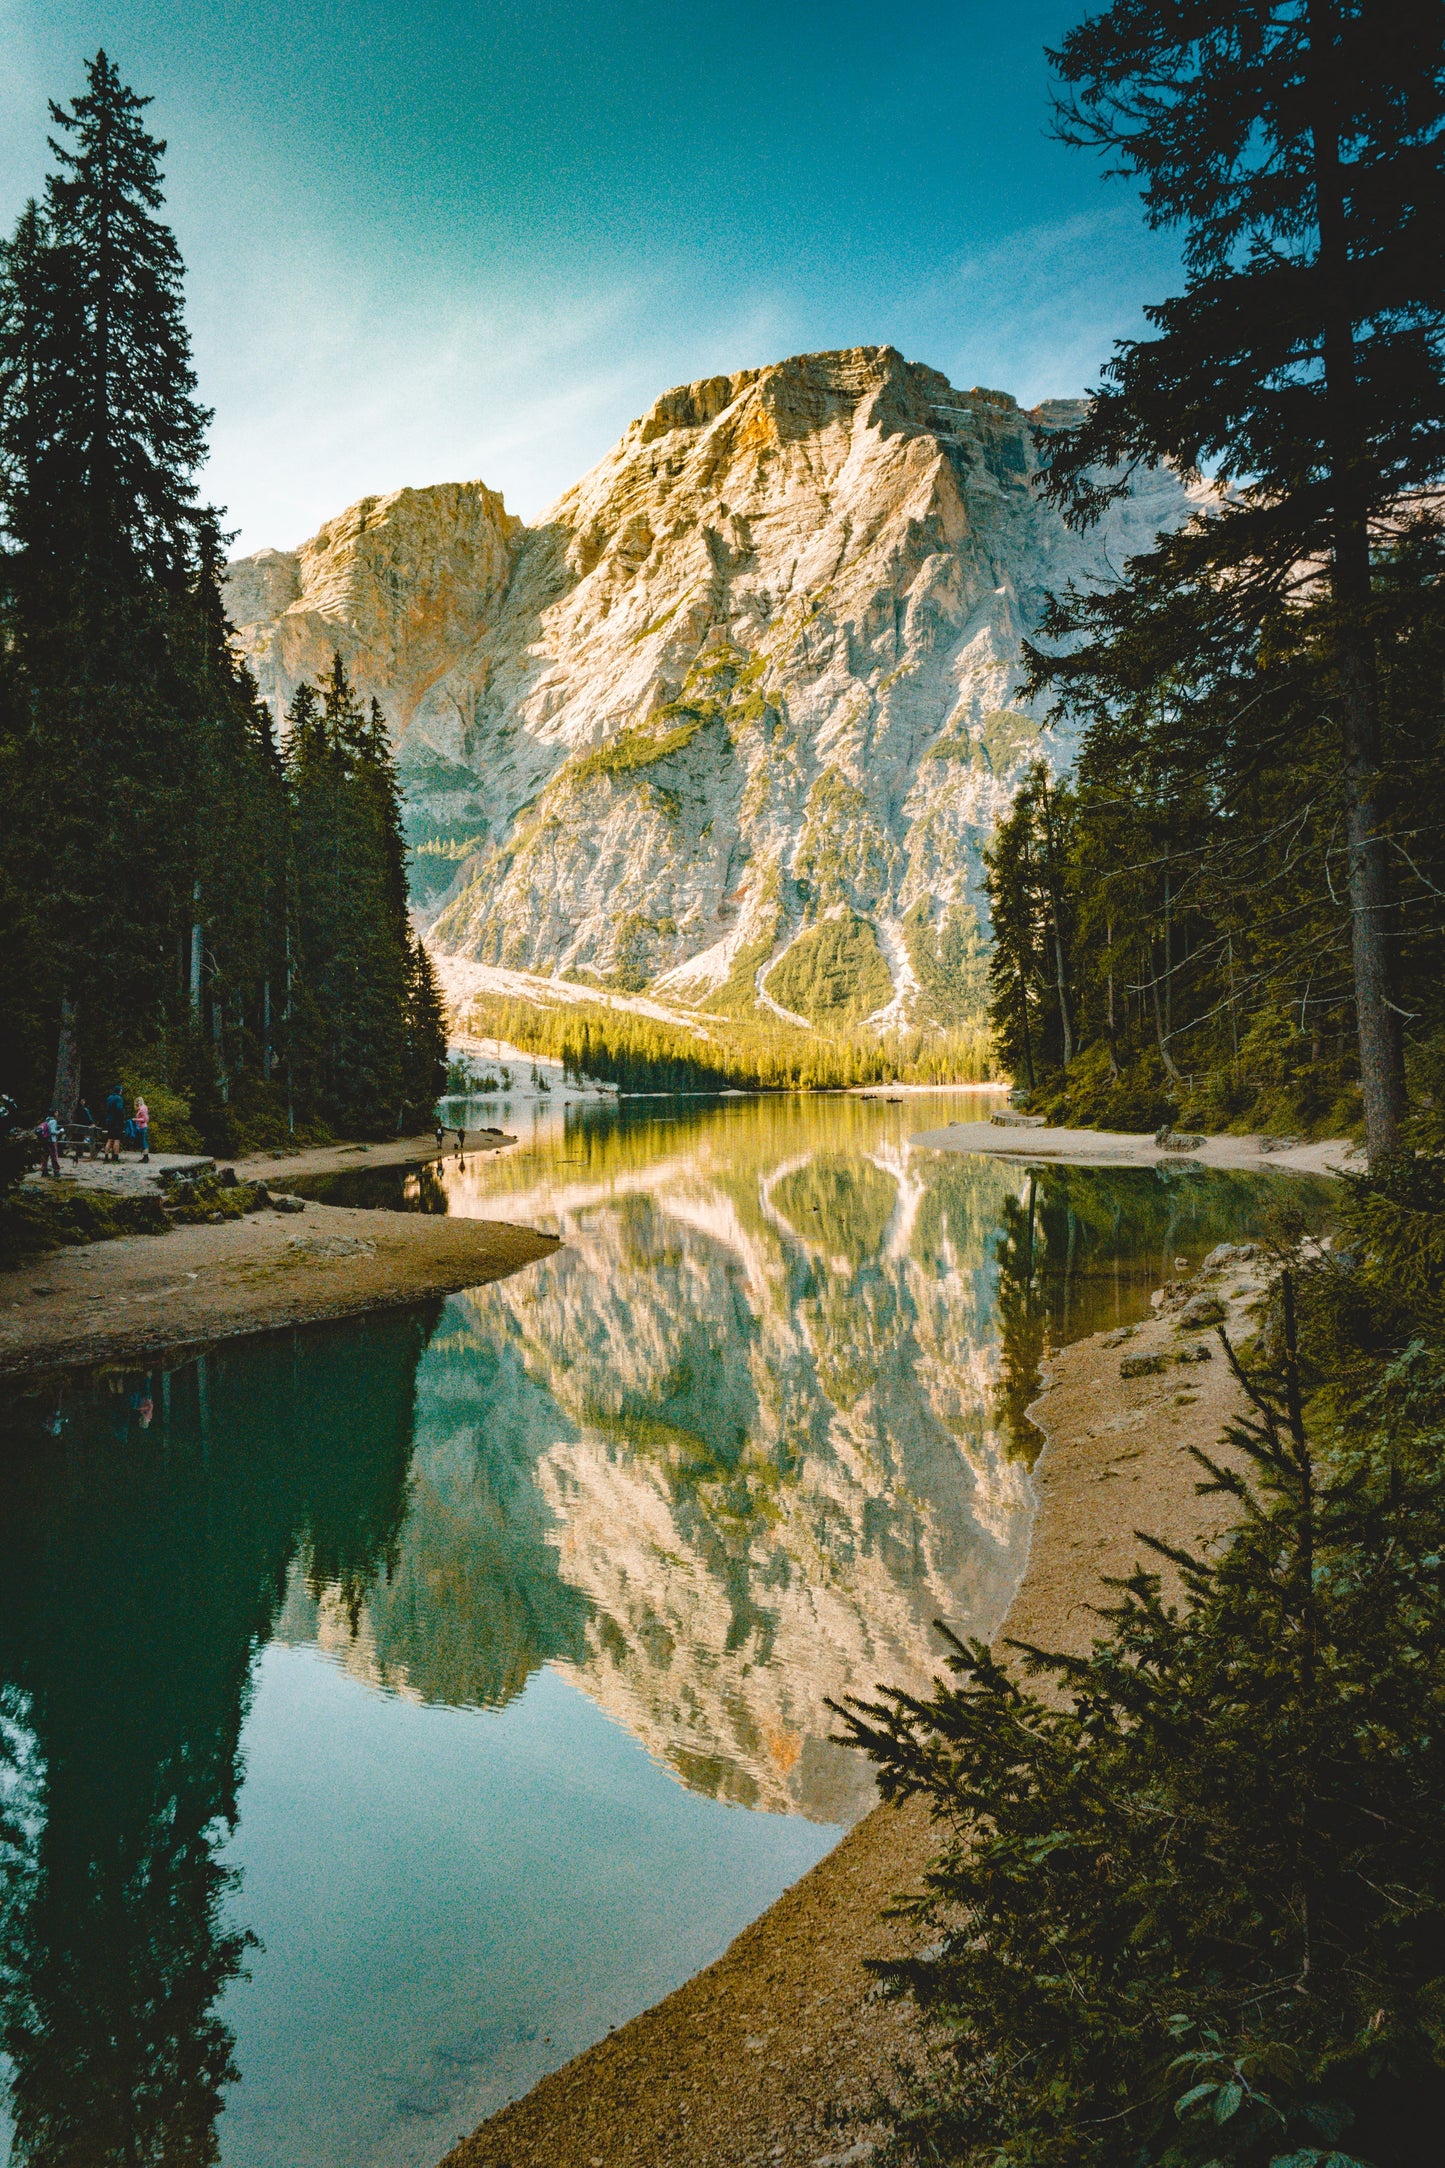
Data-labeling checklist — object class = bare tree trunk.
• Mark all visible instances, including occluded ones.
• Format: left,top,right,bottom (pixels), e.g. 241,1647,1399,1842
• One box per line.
1150,942,1184,1085
1050,913,1074,1068
52,994,81,1120
1336,579,1405,1160
212,990,228,1102
1016,966,1035,1088
189,882,203,1018
1308,0,1406,1162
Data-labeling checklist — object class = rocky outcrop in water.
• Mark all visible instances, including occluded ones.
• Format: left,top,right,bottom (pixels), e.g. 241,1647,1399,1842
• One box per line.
226,347,1197,1022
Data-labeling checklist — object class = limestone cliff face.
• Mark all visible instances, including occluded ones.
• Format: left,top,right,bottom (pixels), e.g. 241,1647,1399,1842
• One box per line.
226,347,1195,1017
226,480,521,739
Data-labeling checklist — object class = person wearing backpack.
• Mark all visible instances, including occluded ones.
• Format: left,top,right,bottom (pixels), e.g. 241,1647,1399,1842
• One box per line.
103,1085,125,1163
37,1112,62,1178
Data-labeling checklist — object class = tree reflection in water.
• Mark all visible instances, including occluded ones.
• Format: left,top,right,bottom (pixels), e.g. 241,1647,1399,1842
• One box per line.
991,1162,1335,1460
0,1307,438,2167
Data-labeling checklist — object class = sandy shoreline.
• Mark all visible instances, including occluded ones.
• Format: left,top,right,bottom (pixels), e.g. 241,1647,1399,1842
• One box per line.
442,1251,1263,2168
913,1116,1357,1177
0,1135,553,1382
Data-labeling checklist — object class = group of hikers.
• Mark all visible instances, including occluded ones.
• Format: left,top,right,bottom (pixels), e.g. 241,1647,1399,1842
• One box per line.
34,1087,150,1176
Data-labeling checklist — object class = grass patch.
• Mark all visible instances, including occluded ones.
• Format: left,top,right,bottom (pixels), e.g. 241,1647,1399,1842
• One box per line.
625,600,684,646
566,712,711,785
924,709,1042,774
162,1172,266,1224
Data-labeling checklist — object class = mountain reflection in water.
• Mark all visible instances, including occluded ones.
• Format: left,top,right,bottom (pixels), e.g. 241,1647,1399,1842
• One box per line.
0,1095,1333,2167
275,1096,1332,1825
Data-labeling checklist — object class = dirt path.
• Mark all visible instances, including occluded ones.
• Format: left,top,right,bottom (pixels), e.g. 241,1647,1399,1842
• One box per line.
240,1132,514,1180
0,1198,556,1381
441,1254,1262,2168
41,1130,513,1195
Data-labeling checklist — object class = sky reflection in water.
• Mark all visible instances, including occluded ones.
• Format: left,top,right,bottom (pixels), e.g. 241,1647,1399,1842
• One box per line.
0,1094,1332,2167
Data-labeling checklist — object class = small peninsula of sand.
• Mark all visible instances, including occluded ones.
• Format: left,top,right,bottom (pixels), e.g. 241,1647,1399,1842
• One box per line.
0,1136,556,1381
441,1246,1265,2168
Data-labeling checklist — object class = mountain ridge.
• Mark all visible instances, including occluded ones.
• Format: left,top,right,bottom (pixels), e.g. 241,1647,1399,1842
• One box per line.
225,345,1198,1031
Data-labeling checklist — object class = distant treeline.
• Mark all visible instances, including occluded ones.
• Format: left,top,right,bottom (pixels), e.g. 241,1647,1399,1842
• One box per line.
468,996,997,1095
0,54,445,1152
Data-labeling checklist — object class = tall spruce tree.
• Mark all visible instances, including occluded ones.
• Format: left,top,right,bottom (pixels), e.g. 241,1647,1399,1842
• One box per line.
0,54,215,1108
1039,0,1445,1163
0,55,445,1143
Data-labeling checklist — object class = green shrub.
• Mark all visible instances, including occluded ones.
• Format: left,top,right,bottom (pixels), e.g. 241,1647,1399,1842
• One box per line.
1029,1042,1174,1131
120,1073,202,1154
163,1172,263,1223
839,1302,1445,2165
566,712,710,784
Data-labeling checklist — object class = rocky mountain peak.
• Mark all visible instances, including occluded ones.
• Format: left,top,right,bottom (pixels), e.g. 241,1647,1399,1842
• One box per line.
225,347,1197,1026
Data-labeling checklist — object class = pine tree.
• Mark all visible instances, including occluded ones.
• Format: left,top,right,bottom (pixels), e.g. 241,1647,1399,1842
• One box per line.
42,51,210,598
403,938,448,1117
1007,530,1445,1138
1040,0,1445,1162
0,54,217,1106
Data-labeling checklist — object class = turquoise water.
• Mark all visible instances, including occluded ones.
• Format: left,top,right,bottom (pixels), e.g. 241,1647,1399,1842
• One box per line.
0,1094,1333,2168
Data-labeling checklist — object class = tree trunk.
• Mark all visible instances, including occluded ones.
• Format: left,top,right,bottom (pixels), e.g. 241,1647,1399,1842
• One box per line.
1050,912,1074,1068
1016,965,1035,1089
52,994,81,1120
1150,942,1183,1085
1336,579,1405,1161
212,991,228,1102
189,880,203,1017
1308,0,1406,1162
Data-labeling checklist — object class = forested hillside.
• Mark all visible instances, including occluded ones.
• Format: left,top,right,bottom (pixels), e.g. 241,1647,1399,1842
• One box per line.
0,55,445,1151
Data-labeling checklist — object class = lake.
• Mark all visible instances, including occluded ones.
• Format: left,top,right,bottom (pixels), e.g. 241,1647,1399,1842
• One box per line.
0,1093,1332,2168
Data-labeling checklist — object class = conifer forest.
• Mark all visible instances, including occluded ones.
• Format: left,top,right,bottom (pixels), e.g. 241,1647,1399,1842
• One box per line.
0,55,446,1149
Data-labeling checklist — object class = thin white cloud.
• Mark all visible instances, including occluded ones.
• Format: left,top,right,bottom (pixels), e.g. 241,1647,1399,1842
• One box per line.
200,231,805,552
907,205,1181,406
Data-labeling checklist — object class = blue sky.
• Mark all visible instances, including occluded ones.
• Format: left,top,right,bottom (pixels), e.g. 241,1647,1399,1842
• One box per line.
1,0,1180,554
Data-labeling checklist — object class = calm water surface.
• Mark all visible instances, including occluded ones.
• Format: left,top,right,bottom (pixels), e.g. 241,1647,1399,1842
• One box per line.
0,1094,1332,2168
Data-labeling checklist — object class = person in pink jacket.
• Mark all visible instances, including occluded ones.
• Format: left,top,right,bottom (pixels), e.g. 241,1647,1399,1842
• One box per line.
133,1095,150,1163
